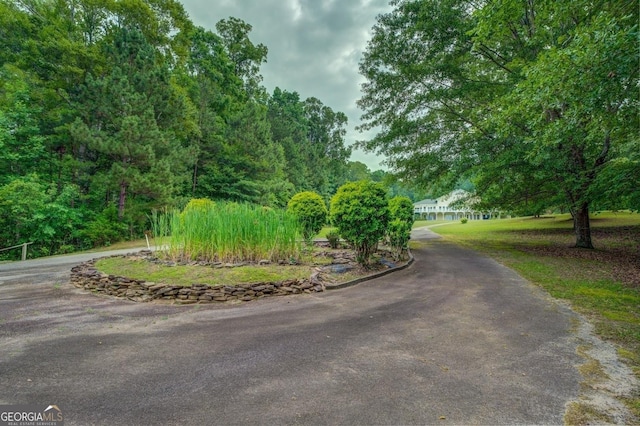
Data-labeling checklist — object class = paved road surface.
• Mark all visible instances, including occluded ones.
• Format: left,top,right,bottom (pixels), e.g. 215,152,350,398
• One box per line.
0,228,583,425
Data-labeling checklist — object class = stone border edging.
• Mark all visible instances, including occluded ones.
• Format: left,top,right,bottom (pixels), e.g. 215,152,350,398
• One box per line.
70,254,325,304
324,249,414,290
70,249,414,304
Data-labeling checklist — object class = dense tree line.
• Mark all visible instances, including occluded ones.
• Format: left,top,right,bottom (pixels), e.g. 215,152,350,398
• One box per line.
358,0,638,248
0,0,357,258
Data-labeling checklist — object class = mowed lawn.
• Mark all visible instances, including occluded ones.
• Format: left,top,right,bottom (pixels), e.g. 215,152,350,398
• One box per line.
419,212,640,415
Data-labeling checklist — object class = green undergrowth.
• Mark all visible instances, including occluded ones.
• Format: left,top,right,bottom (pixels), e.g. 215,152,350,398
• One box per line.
432,211,640,419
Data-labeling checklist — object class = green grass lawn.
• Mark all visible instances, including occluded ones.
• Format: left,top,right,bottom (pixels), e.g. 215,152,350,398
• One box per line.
95,257,313,286
413,219,452,228
431,212,640,419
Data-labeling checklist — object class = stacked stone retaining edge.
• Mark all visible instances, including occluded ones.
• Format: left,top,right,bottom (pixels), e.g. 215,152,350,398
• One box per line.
69,249,413,304
70,257,324,304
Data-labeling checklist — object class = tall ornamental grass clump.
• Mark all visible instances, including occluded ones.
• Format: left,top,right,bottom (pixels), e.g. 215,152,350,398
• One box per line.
152,201,301,263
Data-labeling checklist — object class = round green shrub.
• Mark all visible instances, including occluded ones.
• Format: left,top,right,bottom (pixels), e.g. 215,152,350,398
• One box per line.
287,191,328,244
387,219,411,259
386,196,415,259
388,196,415,224
330,181,390,266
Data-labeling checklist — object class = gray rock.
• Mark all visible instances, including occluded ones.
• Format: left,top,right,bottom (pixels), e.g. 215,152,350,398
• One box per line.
379,258,396,268
327,264,353,274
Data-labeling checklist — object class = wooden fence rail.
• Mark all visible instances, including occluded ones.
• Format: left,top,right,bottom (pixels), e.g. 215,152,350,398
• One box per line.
0,242,34,261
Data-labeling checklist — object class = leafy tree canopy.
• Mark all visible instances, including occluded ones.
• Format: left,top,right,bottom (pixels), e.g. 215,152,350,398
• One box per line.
0,0,353,257
358,0,639,248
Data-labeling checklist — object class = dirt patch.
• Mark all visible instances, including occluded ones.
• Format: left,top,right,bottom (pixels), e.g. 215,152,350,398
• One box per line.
565,317,639,425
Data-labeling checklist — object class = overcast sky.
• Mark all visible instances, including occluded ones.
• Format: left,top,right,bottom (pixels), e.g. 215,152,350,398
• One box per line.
179,0,392,171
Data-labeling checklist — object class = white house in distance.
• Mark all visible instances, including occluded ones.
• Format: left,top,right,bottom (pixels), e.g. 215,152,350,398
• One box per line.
414,189,495,221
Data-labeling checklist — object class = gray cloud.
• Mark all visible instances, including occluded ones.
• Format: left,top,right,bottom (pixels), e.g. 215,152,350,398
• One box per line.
179,0,391,170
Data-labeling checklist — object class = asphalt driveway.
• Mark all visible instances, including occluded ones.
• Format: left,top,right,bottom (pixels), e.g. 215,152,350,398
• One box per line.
0,228,583,425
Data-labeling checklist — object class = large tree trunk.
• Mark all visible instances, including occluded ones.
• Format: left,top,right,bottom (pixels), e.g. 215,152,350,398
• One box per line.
192,160,199,194
573,203,593,249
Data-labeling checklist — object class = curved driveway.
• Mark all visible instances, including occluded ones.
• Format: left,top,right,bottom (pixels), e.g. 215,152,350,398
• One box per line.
0,228,582,425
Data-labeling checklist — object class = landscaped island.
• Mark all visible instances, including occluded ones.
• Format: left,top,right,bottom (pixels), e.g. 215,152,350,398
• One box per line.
72,187,415,303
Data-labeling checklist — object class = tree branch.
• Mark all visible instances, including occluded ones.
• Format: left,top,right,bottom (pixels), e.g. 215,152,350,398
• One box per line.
475,44,514,74
594,130,611,168
436,100,494,140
